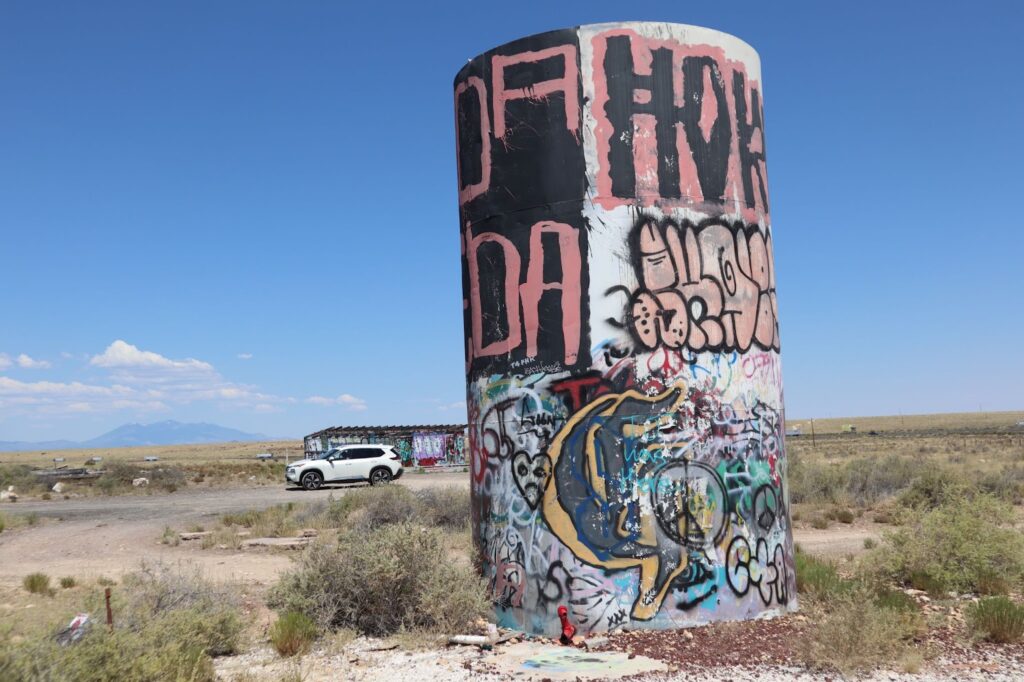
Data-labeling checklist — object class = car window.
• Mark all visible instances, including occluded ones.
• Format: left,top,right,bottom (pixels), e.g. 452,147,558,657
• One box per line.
349,448,384,459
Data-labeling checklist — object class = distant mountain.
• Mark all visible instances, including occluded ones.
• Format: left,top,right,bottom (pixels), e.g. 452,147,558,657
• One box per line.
0,420,267,452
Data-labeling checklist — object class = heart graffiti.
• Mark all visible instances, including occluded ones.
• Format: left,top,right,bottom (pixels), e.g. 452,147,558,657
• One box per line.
512,451,551,509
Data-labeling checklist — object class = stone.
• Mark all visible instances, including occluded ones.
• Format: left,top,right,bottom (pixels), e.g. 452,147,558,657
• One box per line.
131,477,149,487
51,482,65,493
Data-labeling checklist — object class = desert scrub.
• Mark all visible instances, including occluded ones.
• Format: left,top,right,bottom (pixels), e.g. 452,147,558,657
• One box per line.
325,485,420,531
863,493,1024,594
270,611,318,657
416,486,471,529
1,563,241,681
796,549,854,599
967,596,1024,643
798,589,924,675
269,522,488,635
22,572,52,596
59,576,77,589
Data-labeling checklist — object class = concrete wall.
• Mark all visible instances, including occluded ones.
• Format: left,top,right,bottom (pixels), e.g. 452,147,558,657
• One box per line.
454,22,794,635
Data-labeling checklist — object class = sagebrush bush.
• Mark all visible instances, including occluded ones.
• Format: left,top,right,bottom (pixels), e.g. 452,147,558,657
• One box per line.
863,493,1024,594
416,486,471,529
270,611,318,657
269,523,488,635
22,572,51,596
59,576,77,589
968,596,1024,643
326,485,420,531
896,468,972,511
798,590,923,674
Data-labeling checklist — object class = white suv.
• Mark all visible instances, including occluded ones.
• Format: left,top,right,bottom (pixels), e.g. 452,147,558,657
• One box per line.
286,445,404,490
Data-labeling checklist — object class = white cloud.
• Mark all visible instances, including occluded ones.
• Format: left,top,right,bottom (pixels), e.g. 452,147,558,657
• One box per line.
305,393,368,411
0,354,10,370
237,353,253,360
16,354,51,369
0,340,287,419
437,400,467,411
91,340,213,373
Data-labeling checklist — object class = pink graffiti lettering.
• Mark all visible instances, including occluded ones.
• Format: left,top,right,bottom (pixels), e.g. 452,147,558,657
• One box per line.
491,46,580,141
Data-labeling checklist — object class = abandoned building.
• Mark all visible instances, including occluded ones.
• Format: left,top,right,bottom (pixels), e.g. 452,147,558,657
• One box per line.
303,424,467,467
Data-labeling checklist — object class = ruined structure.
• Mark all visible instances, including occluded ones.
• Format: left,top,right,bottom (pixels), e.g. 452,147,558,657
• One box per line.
454,22,794,635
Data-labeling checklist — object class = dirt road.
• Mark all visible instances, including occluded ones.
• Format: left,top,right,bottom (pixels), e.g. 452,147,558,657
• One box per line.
0,474,467,586
0,473,877,587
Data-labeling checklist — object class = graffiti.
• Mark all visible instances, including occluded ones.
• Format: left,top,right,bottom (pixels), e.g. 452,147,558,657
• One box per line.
511,452,551,509
491,527,528,608
304,427,466,468
588,29,768,216
725,536,790,606
464,220,585,377
457,22,793,637
628,216,779,354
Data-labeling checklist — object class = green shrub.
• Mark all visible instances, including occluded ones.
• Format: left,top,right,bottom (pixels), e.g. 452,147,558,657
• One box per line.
22,572,51,596
864,493,1024,594
416,486,471,529
834,509,855,524
967,597,1024,643
119,563,241,656
0,565,244,679
59,576,77,589
844,455,931,505
896,468,972,511
326,485,419,531
810,516,829,530
873,588,918,612
789,454,849,504
0,513,5,534
798,590,923,674
269,523,488,635
796,549,853,599
270,611,318,657
863,538,877,550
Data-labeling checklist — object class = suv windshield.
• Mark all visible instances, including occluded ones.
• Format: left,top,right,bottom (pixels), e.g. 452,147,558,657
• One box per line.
318,449,340,460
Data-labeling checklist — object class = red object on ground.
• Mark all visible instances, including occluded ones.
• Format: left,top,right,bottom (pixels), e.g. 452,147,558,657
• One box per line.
557,605,576,644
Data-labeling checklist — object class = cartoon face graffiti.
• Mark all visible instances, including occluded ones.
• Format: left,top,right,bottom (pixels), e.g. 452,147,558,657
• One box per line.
542,383,731,620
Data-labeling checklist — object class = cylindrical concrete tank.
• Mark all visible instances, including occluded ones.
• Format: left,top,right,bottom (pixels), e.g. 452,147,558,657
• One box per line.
454,22,794,636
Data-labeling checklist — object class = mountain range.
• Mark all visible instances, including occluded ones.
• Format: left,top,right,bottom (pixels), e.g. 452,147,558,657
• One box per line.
0,420,267,452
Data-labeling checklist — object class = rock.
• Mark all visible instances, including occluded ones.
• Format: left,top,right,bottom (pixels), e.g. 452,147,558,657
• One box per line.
682,630,694,640
51,482,65,493
0,490,17,502
584,636,609,649
131,478,149,487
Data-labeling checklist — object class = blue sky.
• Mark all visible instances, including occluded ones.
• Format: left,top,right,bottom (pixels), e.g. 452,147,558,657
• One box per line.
1,1,1021,441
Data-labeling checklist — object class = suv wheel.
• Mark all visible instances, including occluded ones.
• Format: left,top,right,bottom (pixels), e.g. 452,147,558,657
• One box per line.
300,471,323,491
369,468,392,486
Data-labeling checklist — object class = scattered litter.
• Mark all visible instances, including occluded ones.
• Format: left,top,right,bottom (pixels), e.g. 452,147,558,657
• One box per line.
55,613,92,646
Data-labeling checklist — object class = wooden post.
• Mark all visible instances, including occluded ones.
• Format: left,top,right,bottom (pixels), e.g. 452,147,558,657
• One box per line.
810,419,816,448
104,587,113,632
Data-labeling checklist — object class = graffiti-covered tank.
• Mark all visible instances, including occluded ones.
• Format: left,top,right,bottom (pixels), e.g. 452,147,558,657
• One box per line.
454,22,795,635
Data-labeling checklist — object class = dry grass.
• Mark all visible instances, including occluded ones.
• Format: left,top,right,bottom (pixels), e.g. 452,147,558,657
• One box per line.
0,439,303,468
787,410,1024,436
